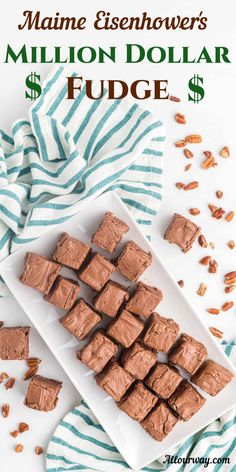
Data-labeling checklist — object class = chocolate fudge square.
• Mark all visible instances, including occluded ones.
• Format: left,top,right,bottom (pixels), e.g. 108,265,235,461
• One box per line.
107,309,144,348
119,381,157,421
79,253,115,291
93,281,129,317
44,276,80,310
96,361,133,401
92,212,129,253
141,402,178,441
77,331,118,373
52,233,90,270
20,252,61,294
169,333,207,375
60,299,101,340
164,213,200,253
145,363,182,399
116,241,152,282
24,375,62,412
121,342,156,380
143,313,180,353
126,282,163,318
168,381,206,421
0,327,30,360
191,360,233,396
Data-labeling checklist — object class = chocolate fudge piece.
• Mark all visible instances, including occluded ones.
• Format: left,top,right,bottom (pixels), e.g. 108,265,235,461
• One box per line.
96,361,133,401
107,309,144,348
24,375,62,412
121,342,156,380
20,252,61,294
0,327,30,360
92,212,129,253
191,360,233,396
143,313,180,353
77,331,118,373
79,253,115,291
169,333,207,375
116,241,152,282
141,402,178,441
126,282,163,318
164,213,200,253
52,233,90,270
93,281,129,318
145,363,182,399
119,381,157,421
44,276,80,310
60,299,101,340
168,381,206,421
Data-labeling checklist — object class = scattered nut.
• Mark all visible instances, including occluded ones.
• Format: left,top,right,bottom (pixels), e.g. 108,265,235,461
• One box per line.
5,378,15,390
15,444,23,453
208,204,217,214
1,372,9,379
197,283,207,296
228,240,235,250
184,163,192,172
207,308,220,315
0,321,4,328
209,327,223,338
175,140,186,148
189,208,200,216
224,272,236,284
225,211,234,222
225,285,236,294
202,155,217,169
35,446,43,455
183,148,193,159
27,357,41,367
224,277,236,286
209,241,215,250
19,422,29,433
184,181,199,191
24,366,39,381
175,182,185,189
209,259,218,273
185,134,202,144
220,146,230,158
198,234,208,248
216,190,223,199
177,280,184,288
10,430,19,438
221,301,234,312
2,403,10,418
199,255,211,265
175,112,186,124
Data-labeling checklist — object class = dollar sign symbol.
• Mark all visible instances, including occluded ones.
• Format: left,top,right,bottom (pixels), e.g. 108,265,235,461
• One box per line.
25,72,41,101
188,75,205,103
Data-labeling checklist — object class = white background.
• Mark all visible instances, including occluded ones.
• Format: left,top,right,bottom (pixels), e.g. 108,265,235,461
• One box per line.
0,1,235,471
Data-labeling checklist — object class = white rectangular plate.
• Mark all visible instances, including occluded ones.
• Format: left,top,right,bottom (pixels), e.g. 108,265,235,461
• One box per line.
1,191,236,470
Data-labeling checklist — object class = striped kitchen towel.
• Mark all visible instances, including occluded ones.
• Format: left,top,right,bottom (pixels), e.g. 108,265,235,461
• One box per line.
47,341,236,472
0,66,164,296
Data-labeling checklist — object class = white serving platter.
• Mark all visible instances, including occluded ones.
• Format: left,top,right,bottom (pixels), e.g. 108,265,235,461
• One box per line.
0,191,236,470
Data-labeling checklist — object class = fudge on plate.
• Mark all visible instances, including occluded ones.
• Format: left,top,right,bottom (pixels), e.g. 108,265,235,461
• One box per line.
77,331,118,373
96,361,133,401
145,363,182,399
167,381,206,421
93,281,129,317
126,282,163,318
164,213,200,253
116,241,152,282
169,333,207,375
119,381,157,421
24,375,62,412
191,359,233,396
60,299,101,340
120,342,156,380
0,326,30,360
143,313,180,353
107,309,144,348
79,253,115,291
92,212,129,253
141,401,178,441
20,252,61,294
44,276,80,310
52,233,90,270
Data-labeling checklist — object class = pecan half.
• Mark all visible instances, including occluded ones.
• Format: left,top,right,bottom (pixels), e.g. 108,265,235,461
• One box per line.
213,207,225,219
184,181,199,191
35,446,44,455
11,430,19,438
225,285,236,293
221,301,234,311
199,255,211,265
202,155,216,169
175,140,186,148
189,208,200,216
209,327,223,338
15,444,23,453
27,357,41,367
185,134,202,144
197,283,207,296
24,366,39,381
5,378,15,390
175,182,185,189
207,308,220,315
2,404,10,418
184,163,192,172
225,211,234,222
209,259,218,273
183,148,193,159
175,112,186,124
19,422,29,433
198,234,208,248
216,190,223,199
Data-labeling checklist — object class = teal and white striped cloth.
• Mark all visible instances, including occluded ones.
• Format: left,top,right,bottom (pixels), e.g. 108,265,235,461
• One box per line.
47,341,236,472
0,66,164,296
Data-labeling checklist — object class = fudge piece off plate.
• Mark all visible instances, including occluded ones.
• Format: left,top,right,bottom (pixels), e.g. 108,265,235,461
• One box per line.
0,191,236,471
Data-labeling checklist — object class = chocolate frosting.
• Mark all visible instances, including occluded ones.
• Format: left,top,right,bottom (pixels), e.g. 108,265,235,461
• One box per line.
191,359,233,396
116,241,152,282
92,212,129,253
121,342,156,379
78,331,118,373
146,363,182,399
96,362,133,401
0,327,30,360
164,213,200,252
20,252,60,294
107,309,144,348
126,282,163,318
61,299,101,340
94,280,129,317
169,333,207,374
119,381,157,421
168,381,206,421
80,253,115,291
141,401,178,441
143,313,179,353
24,375,62,411
52,233,90,270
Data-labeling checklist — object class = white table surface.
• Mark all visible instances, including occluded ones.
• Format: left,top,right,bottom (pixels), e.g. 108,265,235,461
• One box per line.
0,0,235,471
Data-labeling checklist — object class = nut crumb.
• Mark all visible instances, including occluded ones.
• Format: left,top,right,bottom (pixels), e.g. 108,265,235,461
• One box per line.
209,242,215,250
2,403,10,418
35,446,43,455
197,283,207,296
228,240,235,250
225,211,234,222
5,378,15,390
219,146,230,158
207,308,220,314
175,112,186,124
216,190,223,199
209,259,218,273
177,280,184,288
0,321,4,328
19,422,29,433
184,163,192,172
169,95,181,102
189,208,200,216
183,148,193,159
15,444,23,453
